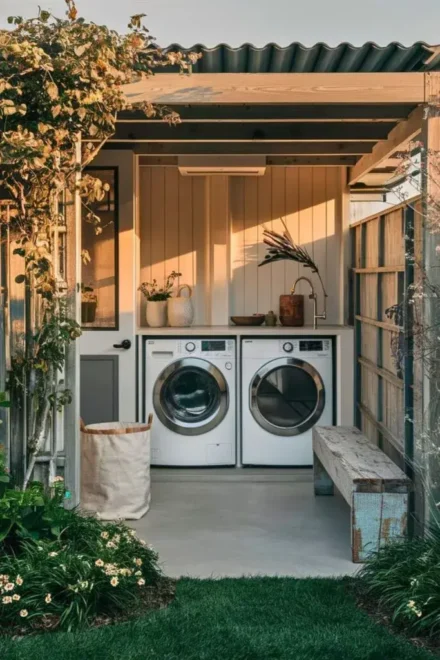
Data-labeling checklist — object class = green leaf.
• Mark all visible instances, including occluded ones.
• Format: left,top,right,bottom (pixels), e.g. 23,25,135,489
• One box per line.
0,475,10,483
15,274,26,284
13,247,25,257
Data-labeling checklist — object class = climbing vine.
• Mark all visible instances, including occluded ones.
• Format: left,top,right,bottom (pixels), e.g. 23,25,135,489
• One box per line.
0,0,198,486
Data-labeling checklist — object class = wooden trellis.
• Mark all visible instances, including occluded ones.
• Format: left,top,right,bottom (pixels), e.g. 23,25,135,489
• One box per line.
350,196,421,470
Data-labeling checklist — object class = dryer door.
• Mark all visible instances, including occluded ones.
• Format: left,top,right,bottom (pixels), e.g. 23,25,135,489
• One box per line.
153,358,229,436
250,357,325,436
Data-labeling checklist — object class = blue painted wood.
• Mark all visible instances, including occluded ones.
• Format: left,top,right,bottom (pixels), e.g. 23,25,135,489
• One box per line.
352,492,408,562
314,455,334,496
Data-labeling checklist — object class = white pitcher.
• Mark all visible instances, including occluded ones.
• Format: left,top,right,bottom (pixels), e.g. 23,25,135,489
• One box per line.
168,284,194,327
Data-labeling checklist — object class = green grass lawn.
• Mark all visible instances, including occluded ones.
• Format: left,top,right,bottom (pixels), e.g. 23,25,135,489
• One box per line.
0,577,434,660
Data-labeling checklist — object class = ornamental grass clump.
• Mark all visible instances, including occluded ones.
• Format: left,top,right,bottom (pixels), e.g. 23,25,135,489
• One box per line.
0,477,161,633
359,527,440,638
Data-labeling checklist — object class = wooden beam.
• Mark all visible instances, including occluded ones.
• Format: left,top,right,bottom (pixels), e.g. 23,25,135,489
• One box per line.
123,73,425,105
348,105,424,185
108,142,373,156
138,155,357,167
118,103,417,123
109,121,396,142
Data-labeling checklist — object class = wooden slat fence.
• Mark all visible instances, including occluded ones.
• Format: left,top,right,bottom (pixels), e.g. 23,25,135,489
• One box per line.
350,196,421,469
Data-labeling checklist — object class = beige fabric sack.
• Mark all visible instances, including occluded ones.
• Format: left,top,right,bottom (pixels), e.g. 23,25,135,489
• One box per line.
80,415,153,520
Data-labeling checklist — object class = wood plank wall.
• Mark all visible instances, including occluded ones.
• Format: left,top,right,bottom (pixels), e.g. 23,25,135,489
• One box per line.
139,167,207,325
139,165,345,326
351,197,421,466
230,167,343,324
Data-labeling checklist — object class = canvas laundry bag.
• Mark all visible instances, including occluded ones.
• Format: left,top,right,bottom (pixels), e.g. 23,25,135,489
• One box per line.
80,415,153,520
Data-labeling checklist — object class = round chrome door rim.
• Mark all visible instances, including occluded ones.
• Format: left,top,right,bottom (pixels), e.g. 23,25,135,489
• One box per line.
249,357,325,437
153,357,229,436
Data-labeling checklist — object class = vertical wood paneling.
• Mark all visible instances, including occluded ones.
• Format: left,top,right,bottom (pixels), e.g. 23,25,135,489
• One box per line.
178,175,193,291
284,168,299,294
230,178,245,315
244,177,259,314
150,168,165,290
139,167,151,322
257,170,273,314
164,167,179,281
140,165,345,326
298,168,314,325
270,168,286,313
209,176,230,324
192,177,207,325
325,168,340,323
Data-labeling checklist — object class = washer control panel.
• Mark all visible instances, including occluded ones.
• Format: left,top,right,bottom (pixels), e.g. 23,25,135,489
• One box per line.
278,339,331,357
179,338,235,358
146,338,235,358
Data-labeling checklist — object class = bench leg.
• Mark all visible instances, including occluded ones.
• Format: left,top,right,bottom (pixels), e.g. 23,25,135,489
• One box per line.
351,492,408,563
313,455,334,496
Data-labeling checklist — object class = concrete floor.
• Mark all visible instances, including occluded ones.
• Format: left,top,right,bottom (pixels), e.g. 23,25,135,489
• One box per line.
131,469,358,579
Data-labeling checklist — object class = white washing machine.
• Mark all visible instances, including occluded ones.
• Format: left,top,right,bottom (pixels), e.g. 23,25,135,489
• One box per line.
241,337,333,466
145,338,236,466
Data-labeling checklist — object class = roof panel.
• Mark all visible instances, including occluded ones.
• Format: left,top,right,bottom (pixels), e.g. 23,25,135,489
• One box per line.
164,41,436,73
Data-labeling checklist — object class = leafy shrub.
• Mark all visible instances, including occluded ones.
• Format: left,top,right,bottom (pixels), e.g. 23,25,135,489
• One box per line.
0,478,161,632
359,529,440,637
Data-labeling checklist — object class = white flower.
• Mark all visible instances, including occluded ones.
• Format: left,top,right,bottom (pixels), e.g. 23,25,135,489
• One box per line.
129,529,137,537
19,609,28,617
134,571,142,577
133,558,142,567
52,476,64,483
106,541,116,549
79,581,89,591
95,559,104,567
12,594,20,602
110,577,119,587
48,551,58,558
4,583,14,592
137,578,145,586
45,594,52,604
100,531,109,540
2,596,12,604
15,576,23,586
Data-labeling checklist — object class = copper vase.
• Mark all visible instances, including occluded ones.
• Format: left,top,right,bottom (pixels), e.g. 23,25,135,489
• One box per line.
279,294,304,327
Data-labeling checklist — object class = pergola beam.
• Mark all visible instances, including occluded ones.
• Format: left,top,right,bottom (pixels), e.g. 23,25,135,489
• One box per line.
110,121,396,142
123,72,425,105
118,103,417,123
348,105,424,185
138,155,358,167
107,142,373,155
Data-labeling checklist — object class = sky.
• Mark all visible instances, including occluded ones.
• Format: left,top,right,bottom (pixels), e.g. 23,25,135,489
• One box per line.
1,0,440,47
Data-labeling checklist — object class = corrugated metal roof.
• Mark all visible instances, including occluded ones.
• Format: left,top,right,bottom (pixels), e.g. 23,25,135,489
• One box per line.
164,42,440,73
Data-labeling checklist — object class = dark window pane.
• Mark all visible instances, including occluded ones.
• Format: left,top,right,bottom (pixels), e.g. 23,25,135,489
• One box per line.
161,367,221,424
81,168,117,329
256,366,318,428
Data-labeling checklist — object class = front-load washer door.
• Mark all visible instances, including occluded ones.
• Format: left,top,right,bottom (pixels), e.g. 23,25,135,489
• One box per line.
250,357,325,436
153,358,229,436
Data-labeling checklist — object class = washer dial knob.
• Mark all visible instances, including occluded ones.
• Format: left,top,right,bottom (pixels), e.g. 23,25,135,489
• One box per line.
185,341,196,353
283,342,294,353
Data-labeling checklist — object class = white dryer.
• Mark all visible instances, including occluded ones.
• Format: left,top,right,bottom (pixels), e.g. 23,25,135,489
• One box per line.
241,337,333,466
145,338,236,466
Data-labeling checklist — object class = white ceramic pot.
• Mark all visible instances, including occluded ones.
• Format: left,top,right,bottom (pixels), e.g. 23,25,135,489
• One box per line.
167,284,194,327
146,300,168,327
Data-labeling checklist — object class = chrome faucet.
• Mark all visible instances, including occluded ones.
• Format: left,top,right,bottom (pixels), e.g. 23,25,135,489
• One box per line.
291,276,327,329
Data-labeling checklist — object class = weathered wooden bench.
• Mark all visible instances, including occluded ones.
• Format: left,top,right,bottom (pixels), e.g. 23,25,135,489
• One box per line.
312,426,411,562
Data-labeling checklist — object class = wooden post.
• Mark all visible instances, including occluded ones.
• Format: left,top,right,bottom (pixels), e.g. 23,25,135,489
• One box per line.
420,72,440,524
63,137,82,507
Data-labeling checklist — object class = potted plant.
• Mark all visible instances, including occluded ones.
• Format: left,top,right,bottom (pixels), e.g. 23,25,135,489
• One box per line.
81,283,98,324
139,270,182,327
